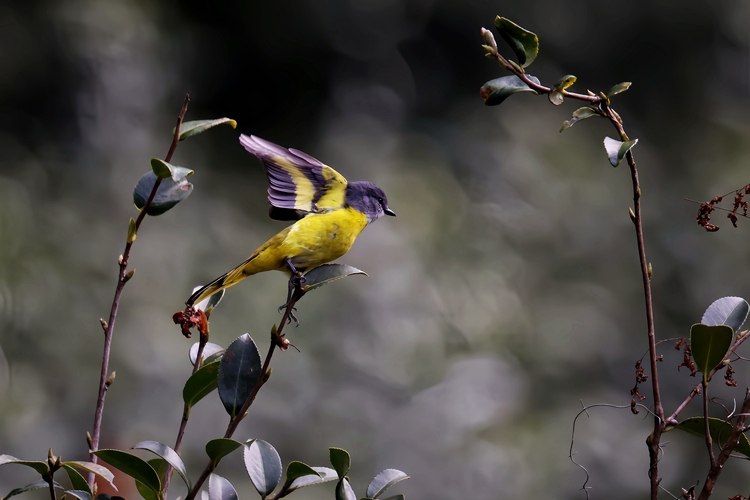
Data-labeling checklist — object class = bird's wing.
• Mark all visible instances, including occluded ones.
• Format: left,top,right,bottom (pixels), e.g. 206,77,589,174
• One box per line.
239,134,349,221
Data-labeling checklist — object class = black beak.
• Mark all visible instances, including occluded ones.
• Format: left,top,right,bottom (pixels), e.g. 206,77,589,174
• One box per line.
384,207,396,217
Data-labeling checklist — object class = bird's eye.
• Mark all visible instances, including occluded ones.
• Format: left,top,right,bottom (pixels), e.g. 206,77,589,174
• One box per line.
377,197,384,204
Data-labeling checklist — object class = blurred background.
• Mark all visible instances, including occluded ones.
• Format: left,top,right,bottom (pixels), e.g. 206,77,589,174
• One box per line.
1,0,750,498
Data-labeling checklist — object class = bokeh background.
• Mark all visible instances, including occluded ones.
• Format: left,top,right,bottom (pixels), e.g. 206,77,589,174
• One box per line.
2,0,750,498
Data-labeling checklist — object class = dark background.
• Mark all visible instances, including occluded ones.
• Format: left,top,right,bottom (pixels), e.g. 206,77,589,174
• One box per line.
1,0,750,498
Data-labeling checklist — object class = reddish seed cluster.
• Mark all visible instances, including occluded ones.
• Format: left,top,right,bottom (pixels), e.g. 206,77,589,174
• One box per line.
631,360,648,414
725,364,737,387
675,339,697,376
696,196,721,232
729,188,750,228
172,307,208,339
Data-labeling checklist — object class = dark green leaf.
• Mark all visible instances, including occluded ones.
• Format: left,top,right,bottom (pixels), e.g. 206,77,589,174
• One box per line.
218,333,262,418
62,465,91,494
244,440,282,497
135,462,163,500
3,479,63,499
480,75,540,106
691,323,733,384
560,107,598,132
192,287,226,320
329,448,351,479
64,490,93,500
150,159,173,180
702,297,750,333
61,461,116,489
603,137,638,167
552,75,577,92
0,455,49,475
205,438,244,468
493,17,539,68
302,264,368,292
288,467,338,491
189,342,225,366
607,82,632,98
177,118,237,142
183,359,221,408
366,469,410,499
208,474,238,500
133,441,191,490
133,169,194,216
336,478,356,500
285,461,319,484
667,416,750,457
92,449,160,494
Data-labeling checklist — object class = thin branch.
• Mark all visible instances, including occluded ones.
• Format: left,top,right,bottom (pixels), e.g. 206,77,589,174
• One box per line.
162,329,207,494
702,382,716,466
87,95,190,488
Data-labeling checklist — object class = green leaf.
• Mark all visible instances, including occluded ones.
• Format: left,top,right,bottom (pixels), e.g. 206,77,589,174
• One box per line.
61,461,116,490
244,440,282,498
288,466,338,492
667,416,750,457
690,323,733,384
150,158,172,180
0,455,49,475
205,438,244,469
62,465,91,494
133,441,191,490
189,342,225,366
552,74,577,92
183,359,221,408
493,17,539,68
192,287,226,320
329,448,351,479
176,118,237,142
480,75,540,106
560,107,598,132
208,474,238,500
302,264,368,292
3,479,63,499
602,137,638,167
607,82,632,98
284,461,319,485
548,91,564,106
336,478,357,500
218,333,262,419
366,469,410,499
92,449,161,494
64,490,93,500
133,169,194,216
135,460,166,500
702,297,750,333
127,218,137,243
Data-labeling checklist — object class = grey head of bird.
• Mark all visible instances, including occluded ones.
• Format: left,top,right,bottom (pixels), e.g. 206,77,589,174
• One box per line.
345,181,396,223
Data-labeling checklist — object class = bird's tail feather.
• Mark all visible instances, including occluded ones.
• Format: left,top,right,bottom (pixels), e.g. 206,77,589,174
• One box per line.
186,262,256,306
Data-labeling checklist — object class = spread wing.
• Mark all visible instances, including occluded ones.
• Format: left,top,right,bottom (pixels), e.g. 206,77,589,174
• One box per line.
239,134,349,221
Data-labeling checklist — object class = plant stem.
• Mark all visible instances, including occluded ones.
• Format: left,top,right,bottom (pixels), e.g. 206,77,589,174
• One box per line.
163,332,207,494
490,49,664,499
697,393,750,500
184,292,300,500
44,474,56,500
87,95,190,488
702,382,715,466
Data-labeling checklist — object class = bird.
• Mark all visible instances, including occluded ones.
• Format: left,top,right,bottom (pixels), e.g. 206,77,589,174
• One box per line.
186,134,395,308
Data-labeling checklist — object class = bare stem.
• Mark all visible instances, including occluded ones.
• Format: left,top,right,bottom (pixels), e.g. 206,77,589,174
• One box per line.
490,50,663,499
697,393,750,500
44,474,56,500
702,382,715,466
163,330,207,494
87,95,190,488
184,291,300,500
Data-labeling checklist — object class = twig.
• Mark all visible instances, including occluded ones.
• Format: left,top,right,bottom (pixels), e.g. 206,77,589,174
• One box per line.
183,289,301,500
163,329,207,494
702,382,716,466
87,95,190,488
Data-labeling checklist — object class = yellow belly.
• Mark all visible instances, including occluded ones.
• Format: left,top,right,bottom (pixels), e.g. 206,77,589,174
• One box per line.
243,207,369,275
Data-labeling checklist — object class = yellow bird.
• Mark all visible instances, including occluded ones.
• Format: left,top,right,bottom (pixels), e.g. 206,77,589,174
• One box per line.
186,134,395,307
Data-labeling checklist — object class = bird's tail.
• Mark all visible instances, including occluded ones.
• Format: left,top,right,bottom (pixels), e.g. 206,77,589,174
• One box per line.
186,262,256,307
